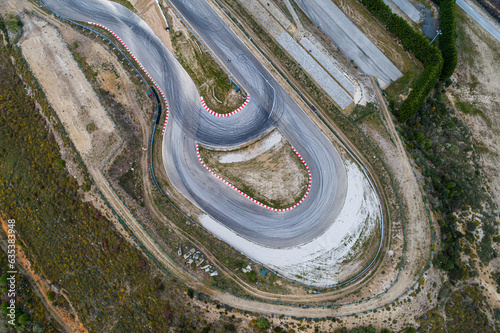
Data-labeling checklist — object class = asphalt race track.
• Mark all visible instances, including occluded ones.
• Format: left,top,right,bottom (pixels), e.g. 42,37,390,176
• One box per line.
42,0,355,248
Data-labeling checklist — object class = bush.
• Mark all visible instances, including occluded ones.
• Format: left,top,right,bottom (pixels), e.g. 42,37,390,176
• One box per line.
256,317,270,329
18,313,30,325
56,158,66,168
47,291,56,301
0,273,7,287
247,270,257,283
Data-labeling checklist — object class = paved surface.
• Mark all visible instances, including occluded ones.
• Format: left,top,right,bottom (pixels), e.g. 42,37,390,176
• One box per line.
42,0,350,248
457,0,500,42
239,0,353,107
295,0,402,86
300,37,355,95
257,0,292,29
276,31,353,108
384,0,421,22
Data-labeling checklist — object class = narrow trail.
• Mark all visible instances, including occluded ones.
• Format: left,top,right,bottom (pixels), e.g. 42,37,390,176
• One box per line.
0,217,88,333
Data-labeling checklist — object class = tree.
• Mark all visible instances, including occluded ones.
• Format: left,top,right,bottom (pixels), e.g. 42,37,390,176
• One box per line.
56,159,66,168
18,313,30,325
47,290,56,301
247,270,257,283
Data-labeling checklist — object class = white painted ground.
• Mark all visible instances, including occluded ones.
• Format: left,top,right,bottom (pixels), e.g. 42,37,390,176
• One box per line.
277,32,353,109
199,159,382,287
217,130,282,163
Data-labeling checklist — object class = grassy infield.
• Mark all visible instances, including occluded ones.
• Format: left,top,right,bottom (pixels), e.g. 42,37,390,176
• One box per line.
198,132,310,210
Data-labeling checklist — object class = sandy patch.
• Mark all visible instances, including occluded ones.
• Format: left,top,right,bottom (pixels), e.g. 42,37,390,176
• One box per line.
132,0,173,51
19,16,120,165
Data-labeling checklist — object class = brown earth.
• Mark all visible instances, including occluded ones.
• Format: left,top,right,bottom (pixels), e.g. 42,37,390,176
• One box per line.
19,15,120,166
130,0,173,51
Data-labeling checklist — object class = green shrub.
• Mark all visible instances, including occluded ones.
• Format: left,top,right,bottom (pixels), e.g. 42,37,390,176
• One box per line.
256,317,269,329
247,270,257,283
18,313,30,325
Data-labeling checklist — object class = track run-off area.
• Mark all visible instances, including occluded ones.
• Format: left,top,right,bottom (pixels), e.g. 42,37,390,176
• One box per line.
36,0,426,315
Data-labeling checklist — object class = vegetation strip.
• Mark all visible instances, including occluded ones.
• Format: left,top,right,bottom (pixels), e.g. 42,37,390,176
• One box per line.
200,95,250,117
432,0,458,78
0,25,177,331
86,22,170,134
196,143,312,211
362,0,443,121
